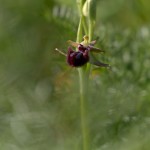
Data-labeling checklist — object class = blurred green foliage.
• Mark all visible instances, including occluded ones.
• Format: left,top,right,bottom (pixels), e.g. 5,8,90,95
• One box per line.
0,0,150,150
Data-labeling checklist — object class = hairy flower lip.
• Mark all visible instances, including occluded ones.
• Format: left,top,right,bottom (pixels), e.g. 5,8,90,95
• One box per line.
67,47,89,67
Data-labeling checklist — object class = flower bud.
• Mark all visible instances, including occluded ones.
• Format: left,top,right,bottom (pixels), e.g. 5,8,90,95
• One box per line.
83,0,97,22
88,0,97,22
82,1,88,16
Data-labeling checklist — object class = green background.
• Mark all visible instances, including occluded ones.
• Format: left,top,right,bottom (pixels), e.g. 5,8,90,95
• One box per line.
0,0,150,149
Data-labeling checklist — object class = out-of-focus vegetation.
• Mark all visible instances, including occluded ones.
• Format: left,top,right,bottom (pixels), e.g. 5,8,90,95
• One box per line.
0,0,150,150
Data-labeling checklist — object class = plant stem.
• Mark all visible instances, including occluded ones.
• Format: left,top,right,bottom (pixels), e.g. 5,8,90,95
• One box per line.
86,0,96,77
76,17,83,44
76,1,89,149
86,22,94,77
77,18,89,150
78,68,89,150
76,0,98,149
82,15,88,35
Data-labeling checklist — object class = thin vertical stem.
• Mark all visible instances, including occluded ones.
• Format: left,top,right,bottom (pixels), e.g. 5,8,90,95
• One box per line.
77,17,83,44
86,22,93,76
78,69,89,150
77,18,90,150
89,22,94,42
76,1,89,149
76,0,97,149
86,0,96,76
82,15,88,35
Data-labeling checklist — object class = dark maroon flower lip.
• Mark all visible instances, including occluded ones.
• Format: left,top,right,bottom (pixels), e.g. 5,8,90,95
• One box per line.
67,47,89,67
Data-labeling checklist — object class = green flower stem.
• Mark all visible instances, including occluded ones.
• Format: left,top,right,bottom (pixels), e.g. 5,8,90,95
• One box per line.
82,15,88,36
86,0,96,77
76,1,90,150
86,22,94,76
89,21,94,42
77,0,88,37
77,16,90,150
76,17,83,43
78,68,89,150
85,22,93,79
77,0,96,149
